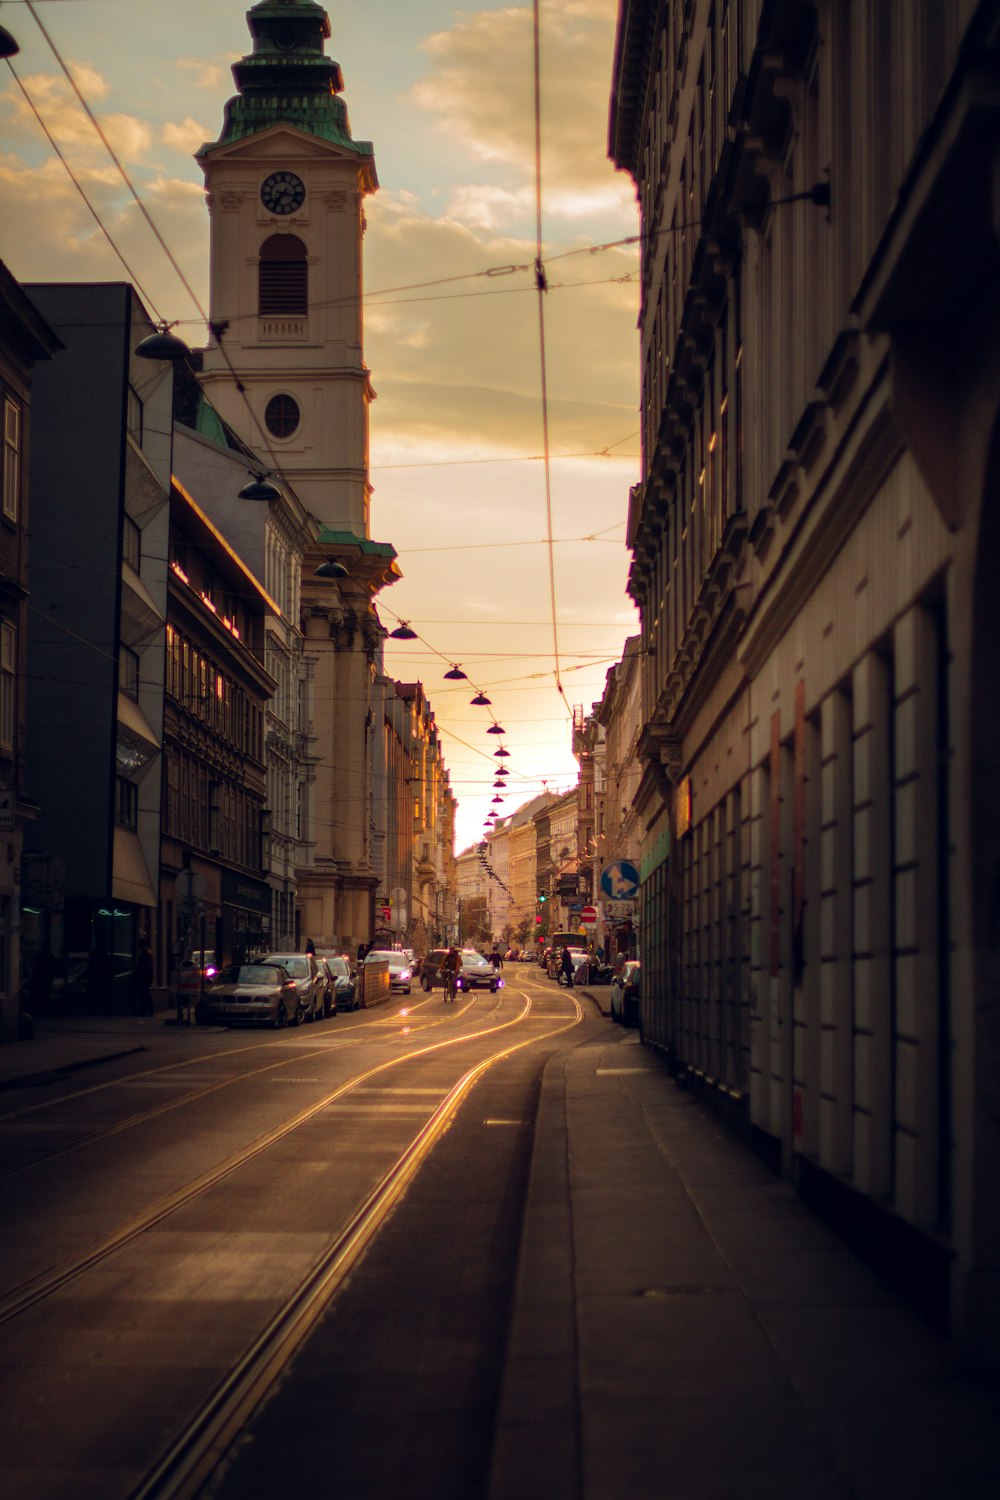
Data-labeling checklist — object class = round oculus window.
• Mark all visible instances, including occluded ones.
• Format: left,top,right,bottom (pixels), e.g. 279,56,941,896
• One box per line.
265,394,300,439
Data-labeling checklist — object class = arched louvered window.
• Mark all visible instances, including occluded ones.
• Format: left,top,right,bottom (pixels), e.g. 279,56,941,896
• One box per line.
258,234,307,316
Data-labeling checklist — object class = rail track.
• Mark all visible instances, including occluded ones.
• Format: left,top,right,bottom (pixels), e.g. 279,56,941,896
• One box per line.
0,982,583,1500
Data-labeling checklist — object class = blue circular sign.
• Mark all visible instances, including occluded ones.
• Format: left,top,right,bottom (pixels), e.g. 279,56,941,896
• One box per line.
600,861,640,899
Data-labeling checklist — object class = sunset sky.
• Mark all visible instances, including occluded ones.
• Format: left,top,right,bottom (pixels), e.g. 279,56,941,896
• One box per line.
0,0,641,851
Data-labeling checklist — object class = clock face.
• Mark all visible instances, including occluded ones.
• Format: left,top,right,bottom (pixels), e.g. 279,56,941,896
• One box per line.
260,172,305,216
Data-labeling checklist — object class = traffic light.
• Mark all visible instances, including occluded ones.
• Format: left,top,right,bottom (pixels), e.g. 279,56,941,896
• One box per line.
538,892,548,903
535,914,543,924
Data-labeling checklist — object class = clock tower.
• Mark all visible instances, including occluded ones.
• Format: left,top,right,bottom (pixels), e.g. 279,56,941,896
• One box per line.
197,0,398,954
197,0,378,535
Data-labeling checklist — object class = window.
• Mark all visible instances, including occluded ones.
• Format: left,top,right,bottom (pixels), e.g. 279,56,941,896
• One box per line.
0,619,14,751
265,393,300,438
127,385,143,445
123,514,141,571
2,397,20,523
119,644,139,700
114,776,138,830
259,234,307,316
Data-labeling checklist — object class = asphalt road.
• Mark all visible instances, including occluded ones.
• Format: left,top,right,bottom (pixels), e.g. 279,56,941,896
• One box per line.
0,966,586,1500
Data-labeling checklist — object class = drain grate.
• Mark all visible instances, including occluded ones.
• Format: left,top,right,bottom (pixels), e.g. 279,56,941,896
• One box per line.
595,1067,653,1076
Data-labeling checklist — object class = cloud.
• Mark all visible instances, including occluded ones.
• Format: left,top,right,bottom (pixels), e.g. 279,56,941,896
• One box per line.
364,190,638,462
2,70,151,165
176,57,238,92
407,3,633,230
162,117,213,153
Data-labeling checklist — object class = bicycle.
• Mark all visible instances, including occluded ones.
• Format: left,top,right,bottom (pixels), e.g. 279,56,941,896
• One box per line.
445,971,458,1003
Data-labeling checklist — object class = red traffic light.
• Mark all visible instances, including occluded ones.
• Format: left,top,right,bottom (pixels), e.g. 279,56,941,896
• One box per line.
535,914,543,923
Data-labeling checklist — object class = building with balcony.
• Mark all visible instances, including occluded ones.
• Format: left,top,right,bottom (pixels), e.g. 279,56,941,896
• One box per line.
173,362,314,953
161,479,276,975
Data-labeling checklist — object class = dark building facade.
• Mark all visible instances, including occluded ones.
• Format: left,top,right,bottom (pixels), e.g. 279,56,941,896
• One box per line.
23,283,169,1013
0,264,61,1037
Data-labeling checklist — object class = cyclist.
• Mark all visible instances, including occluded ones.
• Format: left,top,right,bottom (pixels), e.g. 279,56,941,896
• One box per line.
444,946,462,1002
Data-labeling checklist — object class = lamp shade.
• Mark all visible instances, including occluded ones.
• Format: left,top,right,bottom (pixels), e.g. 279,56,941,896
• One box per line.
486,724,505,735
135,324,191,361
315,558,349,580
390,622,418,640
493,747,510,758
470,692,492,706
239,474,282,502
0,24,20,59
443,664,468,681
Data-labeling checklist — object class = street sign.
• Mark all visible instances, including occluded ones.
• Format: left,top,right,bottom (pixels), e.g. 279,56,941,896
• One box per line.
606,900,635,918
580,904,598,925
600,861,640,900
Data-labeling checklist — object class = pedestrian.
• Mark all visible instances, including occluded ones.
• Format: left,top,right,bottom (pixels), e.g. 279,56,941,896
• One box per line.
305,937,316,956
560,945,574,986
133,938,154,1016
489,947,503,971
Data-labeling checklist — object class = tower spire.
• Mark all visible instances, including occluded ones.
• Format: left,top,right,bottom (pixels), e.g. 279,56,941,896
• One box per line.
201,0,371,156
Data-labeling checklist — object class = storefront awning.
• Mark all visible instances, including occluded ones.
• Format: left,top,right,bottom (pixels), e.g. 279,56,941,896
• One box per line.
113,827,156,909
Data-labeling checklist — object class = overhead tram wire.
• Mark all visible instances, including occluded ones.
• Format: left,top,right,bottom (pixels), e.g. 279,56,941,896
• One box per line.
13,3,618,806
531,0,568,721
4,62,164,320
22,0,294,488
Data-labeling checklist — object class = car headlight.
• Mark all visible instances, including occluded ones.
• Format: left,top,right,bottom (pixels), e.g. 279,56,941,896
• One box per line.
397,969,411,982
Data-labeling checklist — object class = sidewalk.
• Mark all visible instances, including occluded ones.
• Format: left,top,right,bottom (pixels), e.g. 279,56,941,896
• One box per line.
0,1014,163,1091
490,1025,1000,1500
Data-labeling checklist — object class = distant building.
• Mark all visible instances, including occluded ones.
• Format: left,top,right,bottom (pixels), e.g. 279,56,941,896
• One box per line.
577,637,643,962
610,0,1000,1359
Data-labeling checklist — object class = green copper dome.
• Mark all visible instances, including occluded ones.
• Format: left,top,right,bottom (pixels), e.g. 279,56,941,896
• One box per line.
199,0,372,157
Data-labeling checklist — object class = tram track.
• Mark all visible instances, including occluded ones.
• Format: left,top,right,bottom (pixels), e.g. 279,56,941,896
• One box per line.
0,990,557,1329
0,991,488,1178
131,990,583,1500
0,981,583,1500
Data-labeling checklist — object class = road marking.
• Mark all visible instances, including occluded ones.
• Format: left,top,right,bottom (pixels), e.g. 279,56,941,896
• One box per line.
483,1119,531,1127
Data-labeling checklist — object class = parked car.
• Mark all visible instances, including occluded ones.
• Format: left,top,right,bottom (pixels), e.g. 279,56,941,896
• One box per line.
419,948,502,993
259,952,325,1024
365,949,413,994
610,960,641,1026
318,952,357,1012
195,961,300,1029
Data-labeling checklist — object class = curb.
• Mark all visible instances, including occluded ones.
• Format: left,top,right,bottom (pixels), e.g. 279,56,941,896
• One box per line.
0,1044,147,1091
